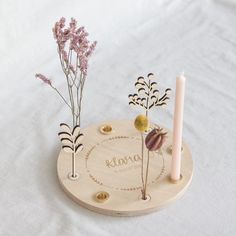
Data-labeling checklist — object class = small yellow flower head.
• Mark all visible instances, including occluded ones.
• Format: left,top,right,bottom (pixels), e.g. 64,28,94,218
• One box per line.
134,115,149,132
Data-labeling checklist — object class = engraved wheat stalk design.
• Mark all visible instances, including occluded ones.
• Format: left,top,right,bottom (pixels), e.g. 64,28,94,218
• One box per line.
58,123,84,178
128,73,171,118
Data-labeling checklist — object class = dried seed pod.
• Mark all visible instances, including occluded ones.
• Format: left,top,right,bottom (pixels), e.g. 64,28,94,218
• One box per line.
145,128,167,151
134,115,149,132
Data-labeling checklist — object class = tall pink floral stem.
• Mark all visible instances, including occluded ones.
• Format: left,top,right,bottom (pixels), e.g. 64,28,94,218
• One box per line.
36,17,97,128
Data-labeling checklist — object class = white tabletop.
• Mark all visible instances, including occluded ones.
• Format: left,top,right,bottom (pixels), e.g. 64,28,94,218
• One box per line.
0,0,235,235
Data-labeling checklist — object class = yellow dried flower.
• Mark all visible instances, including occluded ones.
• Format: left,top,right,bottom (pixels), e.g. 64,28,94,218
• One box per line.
134,115,149,132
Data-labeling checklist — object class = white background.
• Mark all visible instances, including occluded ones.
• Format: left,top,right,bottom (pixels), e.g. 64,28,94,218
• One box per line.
0,0,235,235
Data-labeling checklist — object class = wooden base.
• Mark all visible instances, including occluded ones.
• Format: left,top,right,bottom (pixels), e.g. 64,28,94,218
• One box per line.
57,120,193,216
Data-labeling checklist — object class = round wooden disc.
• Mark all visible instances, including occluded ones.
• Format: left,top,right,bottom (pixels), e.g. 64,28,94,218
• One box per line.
57,120,193,216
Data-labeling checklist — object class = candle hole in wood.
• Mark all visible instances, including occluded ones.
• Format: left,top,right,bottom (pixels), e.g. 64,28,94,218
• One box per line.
68,172,80,181
139,194,151,202
169,174,183,184
95,191,110,203
99,124,113,135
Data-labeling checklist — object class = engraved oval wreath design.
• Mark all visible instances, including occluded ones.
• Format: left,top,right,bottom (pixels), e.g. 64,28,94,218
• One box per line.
85,136,165,191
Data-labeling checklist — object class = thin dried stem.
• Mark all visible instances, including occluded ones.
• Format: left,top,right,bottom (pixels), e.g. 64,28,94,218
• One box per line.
77,73,86,126
51,86,71,110
72,152,75,177
143,150,150,200
141,132,145,199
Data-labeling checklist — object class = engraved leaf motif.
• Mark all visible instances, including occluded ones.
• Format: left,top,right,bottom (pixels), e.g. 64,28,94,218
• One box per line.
58,132,72,141
156,102,167,107
135,82,145,90
60,123,71,134
128,72,172,119
162,97,170,102
149,103,155,109
129,101,136,106
62,145,73,153
58,123,84,156
150,95,157,101
147,73,154,78
137,76,145,83
75,133,84,146
137,87,146,94
152,89,159,95
61,138,73,146
72,125,80,138
150,81,157,87
75,144,83,154
150,82,157,92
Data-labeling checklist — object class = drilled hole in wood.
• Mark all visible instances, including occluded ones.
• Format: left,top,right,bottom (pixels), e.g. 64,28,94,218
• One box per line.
68,172,79,181
139,194,151,202
169,174,183,184
100,125,113,134
95,191,110,203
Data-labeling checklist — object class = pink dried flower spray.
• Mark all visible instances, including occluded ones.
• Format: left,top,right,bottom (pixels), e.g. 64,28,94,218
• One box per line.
35,74,52,86
36,17,97,127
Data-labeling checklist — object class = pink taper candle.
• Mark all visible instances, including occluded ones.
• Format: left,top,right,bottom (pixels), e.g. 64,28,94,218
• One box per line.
171,74,186,181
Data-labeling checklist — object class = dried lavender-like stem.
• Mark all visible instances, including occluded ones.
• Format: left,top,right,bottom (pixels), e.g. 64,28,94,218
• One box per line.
36,17,96,127
76,73,82,125
58,49,76,125
78,74,86,126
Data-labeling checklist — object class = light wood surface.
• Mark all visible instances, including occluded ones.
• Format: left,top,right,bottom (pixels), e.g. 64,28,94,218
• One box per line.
57,120,193,216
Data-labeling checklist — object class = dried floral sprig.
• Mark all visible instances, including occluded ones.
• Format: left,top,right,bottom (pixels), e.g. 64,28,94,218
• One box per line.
129,73,171,118
36,17,97,127
35,73,52,85
35,74,72,109
134,114,149,200
129,73,171,200
142,128,167,200
145,128,167,151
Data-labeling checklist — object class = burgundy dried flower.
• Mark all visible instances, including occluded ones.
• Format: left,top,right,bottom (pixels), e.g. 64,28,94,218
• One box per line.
145,128,167,151
35,74,52,86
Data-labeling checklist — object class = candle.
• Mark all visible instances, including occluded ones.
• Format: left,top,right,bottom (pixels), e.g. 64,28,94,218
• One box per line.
171,74,186,181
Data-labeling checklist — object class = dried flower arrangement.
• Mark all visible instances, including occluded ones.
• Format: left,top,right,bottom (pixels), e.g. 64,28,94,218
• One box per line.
33,17,192,215
35,17,97,179
130,73,171,200
36,17,97,127
144,128,167,198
